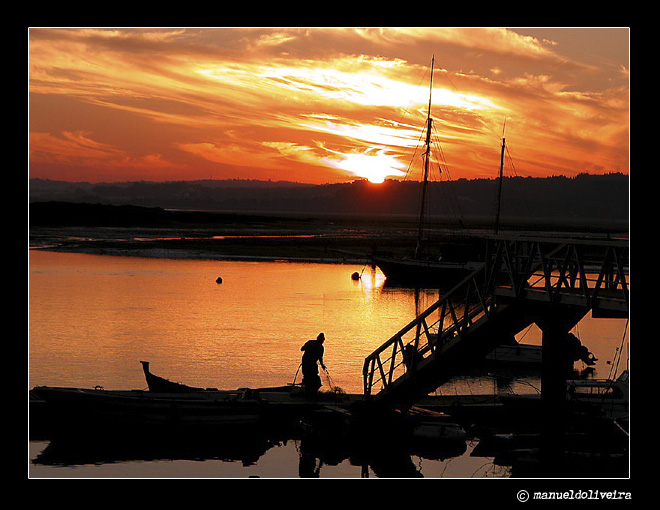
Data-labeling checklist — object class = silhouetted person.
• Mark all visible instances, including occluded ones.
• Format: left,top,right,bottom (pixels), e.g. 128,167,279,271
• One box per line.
403,343,422,372
300,333,326,397
403,344,413,371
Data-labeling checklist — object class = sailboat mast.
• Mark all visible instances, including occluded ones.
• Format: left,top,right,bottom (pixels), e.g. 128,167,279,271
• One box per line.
494,135,505,235
416,55,434,257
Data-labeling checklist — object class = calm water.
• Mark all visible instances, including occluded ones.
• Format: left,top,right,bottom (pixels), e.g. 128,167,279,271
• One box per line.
28,250,628,478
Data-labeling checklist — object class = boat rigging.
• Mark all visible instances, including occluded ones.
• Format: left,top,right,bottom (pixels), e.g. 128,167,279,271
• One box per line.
372,56,491,287
416,55,435,259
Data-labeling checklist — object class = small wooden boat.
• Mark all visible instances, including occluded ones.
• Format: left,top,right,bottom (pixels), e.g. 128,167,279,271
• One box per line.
30,362,320,439
140,360,205,392
31,384,267,437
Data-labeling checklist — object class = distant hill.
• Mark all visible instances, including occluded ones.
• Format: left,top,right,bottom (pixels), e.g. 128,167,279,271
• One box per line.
28,174,629,230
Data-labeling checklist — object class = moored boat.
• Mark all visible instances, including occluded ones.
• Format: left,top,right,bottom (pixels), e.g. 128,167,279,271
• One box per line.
483,334,595,367
372,254,482,288
140,360,206,392
407,407,467,443
369,56,500,287
566,369,628,420
30,384,267,438
499,370,629,421
484,342,543,366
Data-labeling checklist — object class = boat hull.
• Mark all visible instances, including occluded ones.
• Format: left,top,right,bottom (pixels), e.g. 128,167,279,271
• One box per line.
374,256,482,288
484,343,543,366
140,360,205,392
31,386,266,437
498,371,629,421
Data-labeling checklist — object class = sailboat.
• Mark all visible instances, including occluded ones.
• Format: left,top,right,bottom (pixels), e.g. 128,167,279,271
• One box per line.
372,56,505,288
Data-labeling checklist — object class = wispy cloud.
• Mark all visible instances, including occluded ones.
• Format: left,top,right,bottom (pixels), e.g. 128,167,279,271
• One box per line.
29,27,629,183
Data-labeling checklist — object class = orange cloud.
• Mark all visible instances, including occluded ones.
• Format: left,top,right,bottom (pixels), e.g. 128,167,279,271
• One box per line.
30,131,188,181
29,27,629,183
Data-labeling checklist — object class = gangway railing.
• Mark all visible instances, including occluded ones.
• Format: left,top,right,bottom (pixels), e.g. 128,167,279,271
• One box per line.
489,237,629,313
362,237,629,404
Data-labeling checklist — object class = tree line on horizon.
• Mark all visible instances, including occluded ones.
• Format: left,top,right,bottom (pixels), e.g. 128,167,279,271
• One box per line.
29,172,628,226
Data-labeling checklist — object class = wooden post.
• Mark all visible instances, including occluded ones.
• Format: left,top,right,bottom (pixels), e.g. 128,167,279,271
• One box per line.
537,306,587,475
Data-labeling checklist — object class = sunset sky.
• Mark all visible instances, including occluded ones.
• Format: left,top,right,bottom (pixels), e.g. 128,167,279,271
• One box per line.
28,27,629,184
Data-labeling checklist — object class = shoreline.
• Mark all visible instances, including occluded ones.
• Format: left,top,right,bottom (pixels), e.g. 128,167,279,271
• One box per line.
28,203,628,266
28,225,628,266
29,245,371,265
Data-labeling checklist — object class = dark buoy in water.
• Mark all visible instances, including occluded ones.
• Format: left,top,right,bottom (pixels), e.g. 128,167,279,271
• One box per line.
351,271,360,280
216,276,223,284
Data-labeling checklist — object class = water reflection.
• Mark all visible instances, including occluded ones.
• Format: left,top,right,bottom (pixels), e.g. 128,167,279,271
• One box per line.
31,399,627,479
31,421,470,479
29,252,629,478
33,430,282,470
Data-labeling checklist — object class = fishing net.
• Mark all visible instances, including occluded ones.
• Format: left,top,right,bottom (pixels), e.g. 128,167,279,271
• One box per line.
321,367,345,395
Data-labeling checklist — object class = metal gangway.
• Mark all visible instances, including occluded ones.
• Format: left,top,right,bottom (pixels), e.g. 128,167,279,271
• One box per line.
362,236,629,409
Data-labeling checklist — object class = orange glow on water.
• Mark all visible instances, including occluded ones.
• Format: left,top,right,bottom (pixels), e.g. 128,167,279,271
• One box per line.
29,251,628,396
28,252,421,392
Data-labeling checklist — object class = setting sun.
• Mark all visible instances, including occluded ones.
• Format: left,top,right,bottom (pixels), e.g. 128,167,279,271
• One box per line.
326,149,407,183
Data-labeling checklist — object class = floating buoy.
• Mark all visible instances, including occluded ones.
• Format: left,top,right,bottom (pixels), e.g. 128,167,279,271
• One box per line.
215,277,223,284
351,271,360,280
